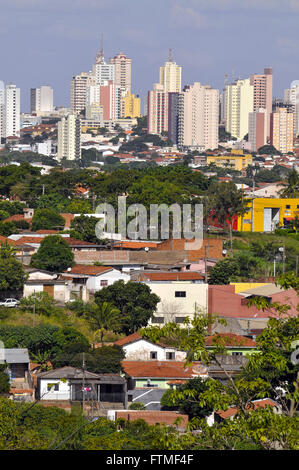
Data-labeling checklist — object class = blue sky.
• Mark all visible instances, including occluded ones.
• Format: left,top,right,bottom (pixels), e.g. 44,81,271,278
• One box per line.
0,0,299,111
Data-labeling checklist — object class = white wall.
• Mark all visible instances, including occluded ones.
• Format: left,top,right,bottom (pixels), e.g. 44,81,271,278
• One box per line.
145,282,209,324
123,339,186,361
40,379,70,400
86,269,130,292
23,283,70,303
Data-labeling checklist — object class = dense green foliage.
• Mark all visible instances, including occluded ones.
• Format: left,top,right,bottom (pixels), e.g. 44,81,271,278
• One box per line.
52,344,125,374
0,324,89,359
0,365,10,394
30,235,74,272
0,244,28,297
94,280,160,334
31,209,65,232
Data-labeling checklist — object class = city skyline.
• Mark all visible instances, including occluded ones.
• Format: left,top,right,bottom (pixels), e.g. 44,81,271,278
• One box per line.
0,0,299,111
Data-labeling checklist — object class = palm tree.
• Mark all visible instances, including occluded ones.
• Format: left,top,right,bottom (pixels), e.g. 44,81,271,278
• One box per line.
87,302,121,347
280,169,299,198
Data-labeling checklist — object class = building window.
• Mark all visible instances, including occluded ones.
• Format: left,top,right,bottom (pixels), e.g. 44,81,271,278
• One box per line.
150,351,157,359
175,317,186,324
175,291,186,298
152,317,164,324
47,383,59,391
166,352,175,360
232,352,243,356
286,205,290,209
100,280,108,287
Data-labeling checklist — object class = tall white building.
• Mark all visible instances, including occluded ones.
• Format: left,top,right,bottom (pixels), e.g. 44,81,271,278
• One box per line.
159,50,181,93
176,82,219,151
109,52,131,94
284,82,299,137
147,84,169,135
92,47,115,86
57,114,81,161
0,81,4,139
70,72,96,115
30,86,54,114
223,78,254,140
1,83,21,138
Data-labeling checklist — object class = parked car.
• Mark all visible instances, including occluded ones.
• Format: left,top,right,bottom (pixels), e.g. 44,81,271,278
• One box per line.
0,298,20,308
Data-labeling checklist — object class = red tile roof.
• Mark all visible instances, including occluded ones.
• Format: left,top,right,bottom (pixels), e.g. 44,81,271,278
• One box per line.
137,271,204,281
122,361,204,379
114,241,159,249
64,264,112,276
217,398,278,419
16,236,99,247
3,214,30,223
0,235,17,246
115,332,142,347
205,333,256,348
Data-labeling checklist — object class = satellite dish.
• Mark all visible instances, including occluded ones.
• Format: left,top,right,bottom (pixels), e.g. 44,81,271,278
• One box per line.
144,247,149,252
67,267,72,272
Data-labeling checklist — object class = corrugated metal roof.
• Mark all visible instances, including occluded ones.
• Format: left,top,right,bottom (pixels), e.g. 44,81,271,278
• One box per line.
3,349,30,364
240,284,284,297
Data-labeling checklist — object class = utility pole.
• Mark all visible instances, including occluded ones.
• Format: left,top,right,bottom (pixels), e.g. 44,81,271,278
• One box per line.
296,256,298,277
204,242,214,283
82,352,86,415
33,291,36,327
283,242,286,274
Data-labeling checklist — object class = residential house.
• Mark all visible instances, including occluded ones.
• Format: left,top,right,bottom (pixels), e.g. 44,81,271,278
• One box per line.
0,348,34,401
205,333,257,357
213,398,281,424
140,282,209,325
122,360,208,410
114,332,186,361
37,366,127,409
131,271,205,283
208,283,299,334
61,264,130,301
23,267,70,303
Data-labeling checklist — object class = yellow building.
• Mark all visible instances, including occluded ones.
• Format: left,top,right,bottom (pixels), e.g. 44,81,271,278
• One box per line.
123,92,141,118
237,197,299,232
207,150,252,171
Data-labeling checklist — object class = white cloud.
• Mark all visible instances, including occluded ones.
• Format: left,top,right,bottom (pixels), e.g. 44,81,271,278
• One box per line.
170,4,202,28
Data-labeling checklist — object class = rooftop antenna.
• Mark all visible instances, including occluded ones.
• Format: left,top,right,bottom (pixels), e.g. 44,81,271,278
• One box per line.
169,48,173,62
96,33,104,64
224,73,228,88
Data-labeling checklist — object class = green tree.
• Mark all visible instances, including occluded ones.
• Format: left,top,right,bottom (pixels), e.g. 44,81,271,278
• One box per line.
258,144,280,155
161,378,214,419
279,169,299,198
204,181,248,253
30,235,74,272
31,209,65,232
0,243,28,296
0,365,10,394
94,280,160,334
67,198,92,214
70,215,105,244
0,221,19,237
20,292,63,317
86,302,122,346
208,257,240,284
